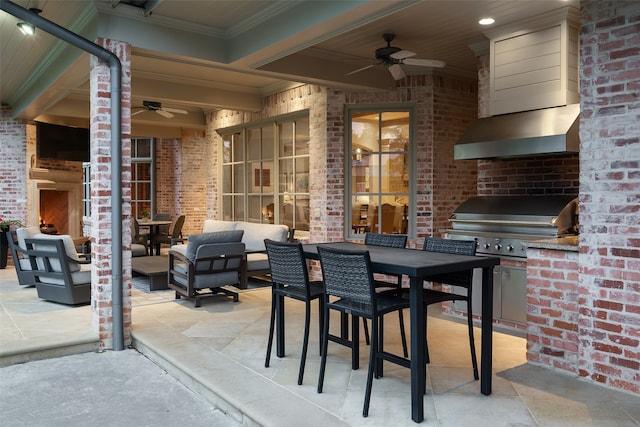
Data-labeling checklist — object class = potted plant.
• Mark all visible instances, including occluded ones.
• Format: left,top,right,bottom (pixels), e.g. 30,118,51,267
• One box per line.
140,211,150,222
0,217,24,269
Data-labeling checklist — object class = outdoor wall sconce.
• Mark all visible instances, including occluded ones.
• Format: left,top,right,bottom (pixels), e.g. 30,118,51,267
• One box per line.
17,8,41,35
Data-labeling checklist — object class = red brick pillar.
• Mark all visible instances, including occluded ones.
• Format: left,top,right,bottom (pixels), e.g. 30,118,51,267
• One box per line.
90,39,132,350
579,0,640,394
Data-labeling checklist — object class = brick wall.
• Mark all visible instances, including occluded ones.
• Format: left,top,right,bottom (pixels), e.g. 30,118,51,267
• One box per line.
527,247,580,373
578,0,640,394
153,131,209,237
478,155,580,196
0,105,27,264
432,75,478,237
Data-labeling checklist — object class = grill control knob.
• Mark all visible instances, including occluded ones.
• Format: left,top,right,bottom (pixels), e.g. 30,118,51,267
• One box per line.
494,244,502,251
483,243,491,250
507,245,514,252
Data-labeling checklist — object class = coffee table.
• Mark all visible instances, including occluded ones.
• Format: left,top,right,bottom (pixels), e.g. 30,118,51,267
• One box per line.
132,256,169,291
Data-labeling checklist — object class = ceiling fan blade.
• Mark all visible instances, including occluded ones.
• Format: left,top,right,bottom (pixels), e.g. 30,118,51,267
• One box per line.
345,64,374,76
403,58,446,68
162,107,188,115
156,109,174,119
131,109,146,117
390,49,415,60
388,63,406,80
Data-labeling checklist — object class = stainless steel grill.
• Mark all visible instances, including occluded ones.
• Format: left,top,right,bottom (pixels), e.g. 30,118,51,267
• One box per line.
444,195,579,327
447,195,579,260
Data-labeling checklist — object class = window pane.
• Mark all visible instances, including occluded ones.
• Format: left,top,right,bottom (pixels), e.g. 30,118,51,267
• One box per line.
222,196,232,220
233,164,244,192
247,128,261,161
381,112,409,152
248,195,263,223
280,158,294,193
294,195,310,231
381,153,409,193
295,117,310,156
222,135,232,163
222,165,232,193
352,152,371,193
295,157,309,193
262,126,274,160
233,195,244,220
279,122,293,157
280,195,294,229
136,139,151,158
232,133,244,161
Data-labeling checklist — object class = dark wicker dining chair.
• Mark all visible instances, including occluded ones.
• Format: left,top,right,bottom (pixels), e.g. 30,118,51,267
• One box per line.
316,246,410,417
422,237,479,380
264,239,325,385
362,232,408,357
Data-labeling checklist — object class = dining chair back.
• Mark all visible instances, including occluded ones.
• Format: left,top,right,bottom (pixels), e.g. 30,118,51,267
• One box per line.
422,237,478,379
364,231,407,248
316,246,410,417
362,232,408,357
264,239,324,385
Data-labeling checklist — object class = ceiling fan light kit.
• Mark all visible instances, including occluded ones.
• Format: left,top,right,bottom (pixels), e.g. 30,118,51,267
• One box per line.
346,33,445,81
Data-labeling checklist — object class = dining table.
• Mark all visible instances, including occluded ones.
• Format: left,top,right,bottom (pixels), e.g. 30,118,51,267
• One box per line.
137,219,172,256
301,241,500,423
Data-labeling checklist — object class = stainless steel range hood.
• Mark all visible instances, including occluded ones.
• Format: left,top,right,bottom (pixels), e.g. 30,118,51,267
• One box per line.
454,104,580,160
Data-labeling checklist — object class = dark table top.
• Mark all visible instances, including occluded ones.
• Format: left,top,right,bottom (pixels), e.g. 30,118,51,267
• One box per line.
303,241,500,278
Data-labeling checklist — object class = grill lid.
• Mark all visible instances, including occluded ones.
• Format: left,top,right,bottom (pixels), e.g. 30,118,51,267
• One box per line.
450,195,578,236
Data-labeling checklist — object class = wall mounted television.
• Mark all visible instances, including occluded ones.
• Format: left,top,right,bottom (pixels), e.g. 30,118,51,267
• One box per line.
36,121,90,162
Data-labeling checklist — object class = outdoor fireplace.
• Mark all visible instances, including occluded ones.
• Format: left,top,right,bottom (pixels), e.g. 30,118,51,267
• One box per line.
29,168,83,237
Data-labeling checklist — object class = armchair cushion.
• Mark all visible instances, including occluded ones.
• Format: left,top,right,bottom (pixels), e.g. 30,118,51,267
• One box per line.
180,230,244,262
16,226,40,249
31,233,84,273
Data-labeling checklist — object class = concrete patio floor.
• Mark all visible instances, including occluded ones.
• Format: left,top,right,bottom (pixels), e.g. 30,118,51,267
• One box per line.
1,265,638,426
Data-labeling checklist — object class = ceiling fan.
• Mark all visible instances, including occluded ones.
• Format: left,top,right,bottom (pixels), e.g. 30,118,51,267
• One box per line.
346,33,446,80
131,100,188,119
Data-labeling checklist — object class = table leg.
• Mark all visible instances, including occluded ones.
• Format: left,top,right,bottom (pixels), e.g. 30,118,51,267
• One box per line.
481,266,494,395
276,294,285,358
410,275,425,423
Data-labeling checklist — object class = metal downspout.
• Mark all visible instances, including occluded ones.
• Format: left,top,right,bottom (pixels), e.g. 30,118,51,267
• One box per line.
1,1,125,350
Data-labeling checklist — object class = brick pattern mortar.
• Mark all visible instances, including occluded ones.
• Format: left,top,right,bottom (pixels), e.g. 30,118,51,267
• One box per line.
577,0,640,394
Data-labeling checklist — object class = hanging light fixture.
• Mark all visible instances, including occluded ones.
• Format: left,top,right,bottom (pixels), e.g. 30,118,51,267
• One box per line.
17,8,41,36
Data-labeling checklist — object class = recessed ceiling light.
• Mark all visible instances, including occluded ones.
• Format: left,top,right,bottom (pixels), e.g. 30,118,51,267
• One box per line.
479,17,495,26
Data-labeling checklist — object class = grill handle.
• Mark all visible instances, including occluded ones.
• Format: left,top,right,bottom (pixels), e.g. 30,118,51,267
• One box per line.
448,218,556,227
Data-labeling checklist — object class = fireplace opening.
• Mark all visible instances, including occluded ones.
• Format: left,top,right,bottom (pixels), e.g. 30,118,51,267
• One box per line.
40,189,70,235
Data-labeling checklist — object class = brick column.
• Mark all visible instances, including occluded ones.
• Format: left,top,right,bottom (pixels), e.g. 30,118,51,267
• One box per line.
90,38,132,350
579,0,640,394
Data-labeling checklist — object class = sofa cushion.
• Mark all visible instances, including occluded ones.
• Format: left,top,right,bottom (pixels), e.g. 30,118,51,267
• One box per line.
202,220,238,234
184,230,244,262
237,221,288,252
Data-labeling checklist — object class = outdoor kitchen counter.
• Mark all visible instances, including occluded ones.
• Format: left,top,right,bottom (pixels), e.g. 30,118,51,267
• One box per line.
526,235,579,252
